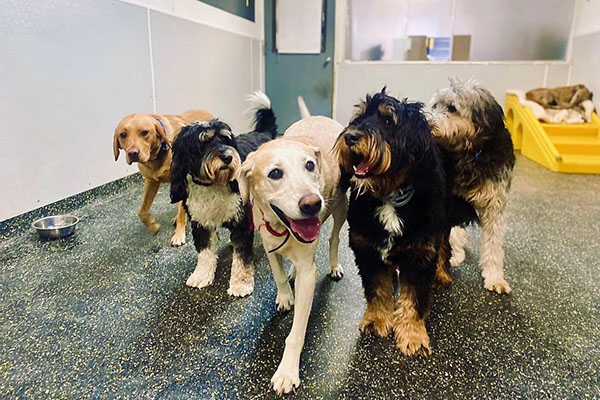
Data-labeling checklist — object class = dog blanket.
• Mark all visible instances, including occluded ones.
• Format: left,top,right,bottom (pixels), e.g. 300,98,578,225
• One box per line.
508,89,594,124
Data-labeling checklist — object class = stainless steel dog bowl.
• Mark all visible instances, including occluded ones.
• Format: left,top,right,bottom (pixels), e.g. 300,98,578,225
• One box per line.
31,215,79,239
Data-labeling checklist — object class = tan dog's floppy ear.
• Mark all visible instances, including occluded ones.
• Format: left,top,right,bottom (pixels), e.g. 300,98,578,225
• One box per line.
237,152,256,204
151,115,171,147
113,129,121,161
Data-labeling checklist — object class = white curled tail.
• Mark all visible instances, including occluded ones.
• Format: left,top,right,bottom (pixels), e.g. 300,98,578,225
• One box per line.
297,96,311,119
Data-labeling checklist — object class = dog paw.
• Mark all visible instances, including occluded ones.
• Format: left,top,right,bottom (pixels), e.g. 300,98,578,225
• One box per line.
359,313,393,338
394,323,431,356
271,366,300,395
147,222,161,235
227,281,254,297
434,266,453,287
170,231,186,247
328,265,344,281
186,272,214,289
483,276,511,294
449,252,465,267
275,291,294,312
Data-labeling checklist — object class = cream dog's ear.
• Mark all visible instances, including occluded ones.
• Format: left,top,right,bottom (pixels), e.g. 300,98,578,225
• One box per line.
310,146,322,170
237,151,256,204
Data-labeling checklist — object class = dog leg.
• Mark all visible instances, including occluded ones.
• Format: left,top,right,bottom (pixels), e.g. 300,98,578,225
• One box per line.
449,226,467,267
186,223,217,289
434,234,453,286
327,198,347,280
393,267,434,356
478,205,511,294
267,252,294,311
359,269,394,338
271,260,316,395
170,202,187,247
227,224,254,297
138,178,161,235
350,233,394,337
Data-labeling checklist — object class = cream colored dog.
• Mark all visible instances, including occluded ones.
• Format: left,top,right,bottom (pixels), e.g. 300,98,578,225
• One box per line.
238,115,347,395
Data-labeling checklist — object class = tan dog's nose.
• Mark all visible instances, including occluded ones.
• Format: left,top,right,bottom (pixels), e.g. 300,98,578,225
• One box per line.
299,194,321,217
128,149,139,160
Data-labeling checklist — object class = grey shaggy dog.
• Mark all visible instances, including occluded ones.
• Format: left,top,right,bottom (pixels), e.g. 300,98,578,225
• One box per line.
429,78,515,294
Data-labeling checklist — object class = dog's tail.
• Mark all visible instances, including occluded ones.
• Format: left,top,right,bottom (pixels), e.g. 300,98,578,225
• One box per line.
297,96,311,119
246,91,278,138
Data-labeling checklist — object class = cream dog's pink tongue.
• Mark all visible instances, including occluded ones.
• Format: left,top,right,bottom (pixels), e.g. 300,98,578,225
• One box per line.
289,217,321,242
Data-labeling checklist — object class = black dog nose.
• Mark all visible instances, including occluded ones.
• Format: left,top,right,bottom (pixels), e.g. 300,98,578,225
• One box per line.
344,131,361,146
220,153,233,164
128,149,139,159
299,194,322,217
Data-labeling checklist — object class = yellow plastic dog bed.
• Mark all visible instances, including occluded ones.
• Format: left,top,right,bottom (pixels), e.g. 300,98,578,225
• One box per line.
505,93,600,174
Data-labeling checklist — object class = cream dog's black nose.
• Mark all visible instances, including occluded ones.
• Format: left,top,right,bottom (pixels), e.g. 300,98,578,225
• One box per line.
299,194,321,217
220,153,233,164
344,131,361,146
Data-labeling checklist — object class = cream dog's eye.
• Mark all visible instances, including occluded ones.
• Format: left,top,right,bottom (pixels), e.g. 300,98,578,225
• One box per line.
119,132,126,139
268,168,283,180
305,161,315,172
447,104,457,113
140,130,149,137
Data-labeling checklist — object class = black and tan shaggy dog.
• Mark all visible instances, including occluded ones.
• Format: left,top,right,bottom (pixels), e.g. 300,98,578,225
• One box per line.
170,92,277,297
429,78,515,294
333,89,471,355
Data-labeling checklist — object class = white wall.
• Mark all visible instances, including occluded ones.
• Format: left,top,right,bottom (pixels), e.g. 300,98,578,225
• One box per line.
570,0,600,110
348,0,573,61
334,62,569,126
0,0,264,221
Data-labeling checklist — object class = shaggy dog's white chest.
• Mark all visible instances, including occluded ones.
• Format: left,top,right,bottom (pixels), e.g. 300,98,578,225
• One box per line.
376,202,404,261
186,178,243,227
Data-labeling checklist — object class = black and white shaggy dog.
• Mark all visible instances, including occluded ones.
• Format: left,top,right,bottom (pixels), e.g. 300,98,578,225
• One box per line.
170,92,277,297
333,89,473,356
429,78,515,294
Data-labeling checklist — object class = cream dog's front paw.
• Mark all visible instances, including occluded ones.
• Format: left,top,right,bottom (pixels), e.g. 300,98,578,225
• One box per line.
271,365,300,395
275,290,294,312
328,264,344,280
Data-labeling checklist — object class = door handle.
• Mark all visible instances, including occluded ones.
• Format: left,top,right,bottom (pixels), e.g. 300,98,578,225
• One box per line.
323,57,332,66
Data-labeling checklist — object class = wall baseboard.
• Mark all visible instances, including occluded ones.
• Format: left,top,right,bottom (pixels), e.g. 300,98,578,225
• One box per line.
0,173,143,239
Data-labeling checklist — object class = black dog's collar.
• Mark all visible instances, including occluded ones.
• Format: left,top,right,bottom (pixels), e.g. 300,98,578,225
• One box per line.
191,177,212,186
385,184,415,208
190,177,239,194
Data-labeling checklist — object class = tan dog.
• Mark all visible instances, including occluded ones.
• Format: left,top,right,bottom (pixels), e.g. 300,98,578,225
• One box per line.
238,116,347,395
526,84,594,120
113,110,213,246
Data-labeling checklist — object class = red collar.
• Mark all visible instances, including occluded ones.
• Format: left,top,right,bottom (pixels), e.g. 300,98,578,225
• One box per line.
249,203,288,237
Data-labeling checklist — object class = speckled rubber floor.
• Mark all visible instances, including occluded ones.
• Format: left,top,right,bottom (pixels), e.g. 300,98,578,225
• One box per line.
1,155,599,399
